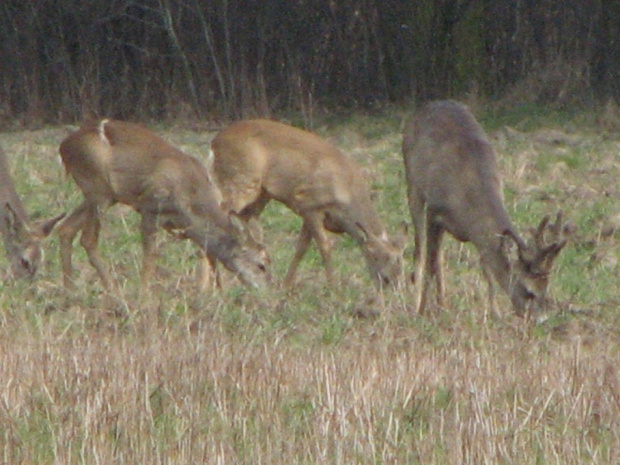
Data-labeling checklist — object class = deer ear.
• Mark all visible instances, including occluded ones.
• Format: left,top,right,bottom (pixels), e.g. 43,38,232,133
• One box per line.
32,212,66,238
246,217,264,244
499,230,513,256
355,222,370,244
501,229,524,248
2,203,28,240
501,228,529,262
391,221,409,250
229,211,258,243
229,211,245,233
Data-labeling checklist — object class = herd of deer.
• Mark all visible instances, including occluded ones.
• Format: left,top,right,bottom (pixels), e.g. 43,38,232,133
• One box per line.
0,100,568,317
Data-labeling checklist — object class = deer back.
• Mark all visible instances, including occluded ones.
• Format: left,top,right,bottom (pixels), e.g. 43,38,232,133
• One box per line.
62,121,222,223
212,119,386,239
403,100,515,243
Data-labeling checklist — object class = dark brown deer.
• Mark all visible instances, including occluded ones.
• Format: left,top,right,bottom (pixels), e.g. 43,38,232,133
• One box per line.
0,147,65,279
58,119,270,292
402,100,567,316
210,119,405,288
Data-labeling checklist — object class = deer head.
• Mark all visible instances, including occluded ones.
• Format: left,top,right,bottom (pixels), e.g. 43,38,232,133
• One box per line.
504,211,568,316
1,202,65,279
356,222,406,289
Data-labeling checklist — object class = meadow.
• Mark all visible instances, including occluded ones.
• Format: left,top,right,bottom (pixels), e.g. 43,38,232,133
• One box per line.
0,103,619,464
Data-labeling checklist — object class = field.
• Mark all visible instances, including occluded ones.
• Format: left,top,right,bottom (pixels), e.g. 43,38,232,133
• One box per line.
1,104,619,464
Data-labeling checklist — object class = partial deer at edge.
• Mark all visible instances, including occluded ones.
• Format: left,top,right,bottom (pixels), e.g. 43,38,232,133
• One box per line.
210,119,405,289
0,147,65,280
58,119,270,293
402,100,568,317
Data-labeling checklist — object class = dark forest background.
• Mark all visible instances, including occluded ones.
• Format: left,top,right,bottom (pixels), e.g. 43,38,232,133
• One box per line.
1,0,619,125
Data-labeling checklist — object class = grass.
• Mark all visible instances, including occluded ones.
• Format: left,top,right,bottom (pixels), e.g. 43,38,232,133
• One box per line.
0,104,619,463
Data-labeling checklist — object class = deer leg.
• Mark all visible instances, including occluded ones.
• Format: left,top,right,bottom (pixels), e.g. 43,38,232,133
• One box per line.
139,214,159,294
283,220,313,287
412,206,430,315
58,201,92,289
195,251,209,291
427,225,445,308
309,217,334,284
196,251,221,292
481,261,499,319
79,205,113,290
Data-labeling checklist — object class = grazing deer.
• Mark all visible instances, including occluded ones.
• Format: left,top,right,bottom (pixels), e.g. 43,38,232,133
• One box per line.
0,147,65,280
209,119,405,288
58,119,270,292
402,100,567,316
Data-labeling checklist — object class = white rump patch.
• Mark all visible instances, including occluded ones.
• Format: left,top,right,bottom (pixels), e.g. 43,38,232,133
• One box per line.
205,148,215,169
98,119,110,145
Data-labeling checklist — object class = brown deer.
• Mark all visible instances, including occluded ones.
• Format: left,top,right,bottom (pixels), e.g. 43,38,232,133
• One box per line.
209,119,405,288
58,119,270,292
0,147,65,279
402,100,567,316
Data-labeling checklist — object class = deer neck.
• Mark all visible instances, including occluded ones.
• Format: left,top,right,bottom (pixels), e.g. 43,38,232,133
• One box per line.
0,204,30,258
475,231,513,291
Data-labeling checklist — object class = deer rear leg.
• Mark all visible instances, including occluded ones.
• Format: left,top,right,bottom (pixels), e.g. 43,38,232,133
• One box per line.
79,206,113,290
58,201,93,289
427,224,445,308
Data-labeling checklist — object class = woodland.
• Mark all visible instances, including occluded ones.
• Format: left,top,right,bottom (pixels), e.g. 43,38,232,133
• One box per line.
0,0,618,124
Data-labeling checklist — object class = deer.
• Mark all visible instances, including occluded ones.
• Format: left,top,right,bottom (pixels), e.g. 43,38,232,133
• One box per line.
57,119,271,293
209,119,405,289
0,147,65,280
402,100,568,317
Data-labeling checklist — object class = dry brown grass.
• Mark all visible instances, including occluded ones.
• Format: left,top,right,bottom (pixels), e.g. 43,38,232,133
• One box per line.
0,109,619,464
1,305,619,464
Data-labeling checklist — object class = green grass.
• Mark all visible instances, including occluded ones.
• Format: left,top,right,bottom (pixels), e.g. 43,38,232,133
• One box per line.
0,106,619,463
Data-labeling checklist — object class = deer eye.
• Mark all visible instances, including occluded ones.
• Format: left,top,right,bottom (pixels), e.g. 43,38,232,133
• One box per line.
521,261,534,274
527,268,549,280
522,261,548,279
20,257,35,276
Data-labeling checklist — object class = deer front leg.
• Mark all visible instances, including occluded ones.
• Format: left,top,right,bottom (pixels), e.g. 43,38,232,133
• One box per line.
283,220,313,287
308,216,334,284
481,262,500,320
196,251,221,292
412,208,429,315
139,214,159,295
